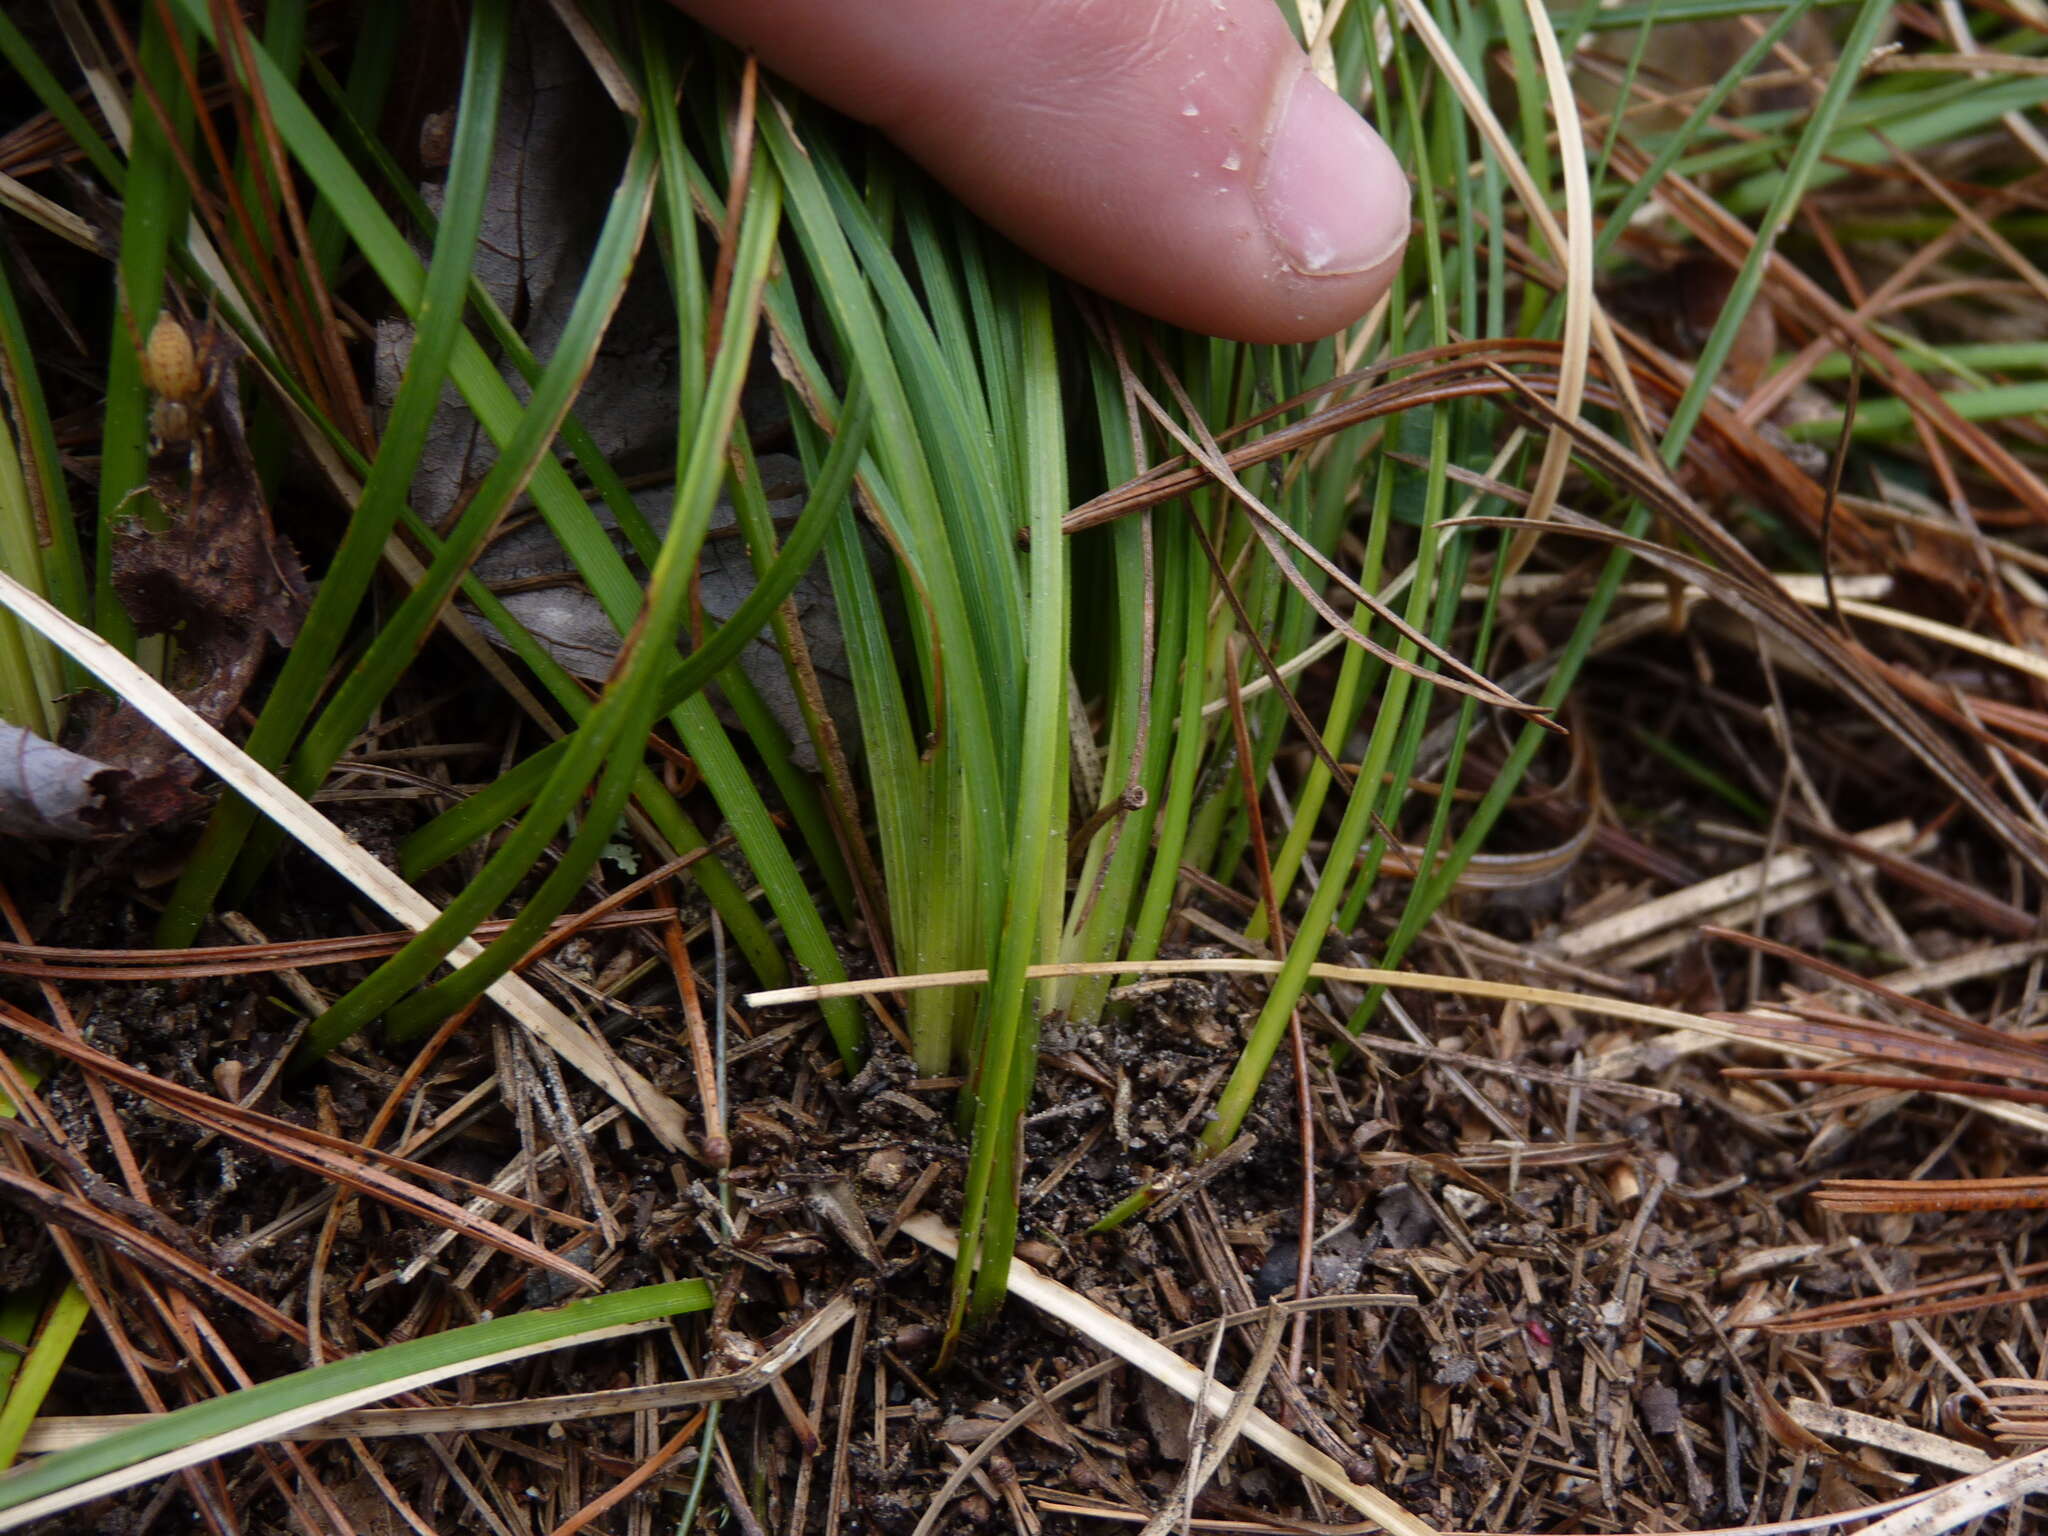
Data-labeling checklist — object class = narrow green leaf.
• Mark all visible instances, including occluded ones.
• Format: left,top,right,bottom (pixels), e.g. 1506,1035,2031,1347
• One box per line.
0,1280,709,1524
0,1285,89,1472
955,269,1068,1324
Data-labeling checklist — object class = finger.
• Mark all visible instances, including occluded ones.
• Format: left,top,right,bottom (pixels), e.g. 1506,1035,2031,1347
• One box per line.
668,0,1408,343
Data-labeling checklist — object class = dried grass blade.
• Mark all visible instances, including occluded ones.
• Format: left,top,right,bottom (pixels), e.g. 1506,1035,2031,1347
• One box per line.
751,954,2048,1143
1725,1070,2048,1110
1785,1399,1993,1475
1125,368,1545,724
0,908,674,981
1062,341,1560,534
1552,821,1918,961
754,957,1732,1038
1509,0,1593,555
1704,925,2048,1059
1706,1006,2048,1087
1808,1182,2048,1216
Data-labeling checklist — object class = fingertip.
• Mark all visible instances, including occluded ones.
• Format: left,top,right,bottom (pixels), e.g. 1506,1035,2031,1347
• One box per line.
1146,64,1412,342
669,0,1410,343
1256,72,1410,280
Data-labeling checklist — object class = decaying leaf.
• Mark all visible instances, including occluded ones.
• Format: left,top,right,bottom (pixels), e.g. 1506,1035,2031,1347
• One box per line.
1608,255,1780,401
0,725,115,838
69,318,308,804
122,323,307,684
375,28,687,532
0,723,197,840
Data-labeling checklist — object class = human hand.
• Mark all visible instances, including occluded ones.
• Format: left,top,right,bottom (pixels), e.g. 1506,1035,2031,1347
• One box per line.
668,0,1409,344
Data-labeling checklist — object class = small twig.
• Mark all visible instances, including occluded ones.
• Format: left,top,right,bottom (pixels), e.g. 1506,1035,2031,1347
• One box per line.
1141,1308,1290,1536
547,1408,707,1536
664,884,727,1167
823,1302,870,1536
1818,346,1861,635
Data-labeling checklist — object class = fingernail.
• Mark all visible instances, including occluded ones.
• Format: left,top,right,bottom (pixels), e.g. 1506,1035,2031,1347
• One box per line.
1255,70,1409,277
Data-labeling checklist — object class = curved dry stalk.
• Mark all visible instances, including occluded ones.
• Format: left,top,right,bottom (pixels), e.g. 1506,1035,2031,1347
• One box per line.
1461,373,2048,884
752,950,2048,1144
1064,340,1558,534
749,953,1695,1022
1396,0,1652,496
1512,0,1594,552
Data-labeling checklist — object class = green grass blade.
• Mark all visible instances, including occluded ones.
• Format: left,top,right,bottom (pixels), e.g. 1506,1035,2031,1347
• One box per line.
0,250,90,649
303,1,400,279
954,269,1068,1324
176,12,789,984
719,445,856,920
278,126,654,795
0,1279,709,1525
396,421,867,885
0,308,66,734
1057,350,1176,1028
0,1285,89,1472
763,106,1008,1064
1203,15,1458,1158
1590,0,1825,266
1120,509,1220,975
343,142,801,1054
0,1292,36,1410
1554,0,1851,26
279,127,662,1060
1719,76,2048,214
395,379,872,880
1786,381,2048,441
378,499,786,985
